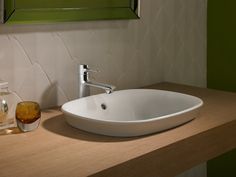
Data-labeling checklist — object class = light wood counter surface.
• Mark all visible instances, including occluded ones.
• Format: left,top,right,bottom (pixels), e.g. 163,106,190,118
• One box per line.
0,83,236,177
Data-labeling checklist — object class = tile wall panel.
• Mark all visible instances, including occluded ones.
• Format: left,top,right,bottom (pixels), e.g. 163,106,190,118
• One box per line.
0,0,207,109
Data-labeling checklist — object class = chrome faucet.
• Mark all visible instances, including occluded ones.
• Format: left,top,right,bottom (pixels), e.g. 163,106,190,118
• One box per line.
79,64,115,98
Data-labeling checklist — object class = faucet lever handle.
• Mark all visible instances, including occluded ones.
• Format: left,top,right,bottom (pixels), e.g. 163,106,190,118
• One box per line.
85,68,99,73
79,64,99,75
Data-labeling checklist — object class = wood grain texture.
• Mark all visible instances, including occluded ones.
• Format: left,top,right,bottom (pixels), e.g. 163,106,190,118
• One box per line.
0,83,236,177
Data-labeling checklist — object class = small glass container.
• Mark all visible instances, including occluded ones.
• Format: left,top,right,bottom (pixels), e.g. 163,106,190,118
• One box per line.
15,101,41,132
0,81,15,130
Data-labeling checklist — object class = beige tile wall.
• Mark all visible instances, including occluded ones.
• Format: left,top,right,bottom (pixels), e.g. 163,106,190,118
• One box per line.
0,0,207,109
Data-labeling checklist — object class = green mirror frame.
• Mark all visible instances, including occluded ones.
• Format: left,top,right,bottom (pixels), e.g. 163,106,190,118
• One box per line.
0,0,140,24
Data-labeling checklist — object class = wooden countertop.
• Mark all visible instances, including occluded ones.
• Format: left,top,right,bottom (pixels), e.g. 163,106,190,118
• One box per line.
1,83,236,177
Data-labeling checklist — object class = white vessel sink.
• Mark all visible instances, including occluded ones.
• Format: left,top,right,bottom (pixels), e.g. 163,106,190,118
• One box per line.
62,89,203,137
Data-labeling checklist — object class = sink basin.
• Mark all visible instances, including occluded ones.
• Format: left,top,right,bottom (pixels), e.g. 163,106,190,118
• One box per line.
62,89,203,137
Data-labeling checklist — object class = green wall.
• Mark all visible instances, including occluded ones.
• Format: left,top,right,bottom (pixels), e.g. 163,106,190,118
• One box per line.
207,0,236,91
207,0,236,176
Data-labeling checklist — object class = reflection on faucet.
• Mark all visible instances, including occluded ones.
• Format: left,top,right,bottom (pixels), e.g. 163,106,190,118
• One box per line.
79,64,115,98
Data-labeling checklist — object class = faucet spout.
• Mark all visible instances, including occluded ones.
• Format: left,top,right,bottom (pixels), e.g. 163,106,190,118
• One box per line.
85,81,115,94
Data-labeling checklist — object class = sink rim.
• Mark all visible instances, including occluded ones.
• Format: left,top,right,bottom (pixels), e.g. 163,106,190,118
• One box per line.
61,89,203,124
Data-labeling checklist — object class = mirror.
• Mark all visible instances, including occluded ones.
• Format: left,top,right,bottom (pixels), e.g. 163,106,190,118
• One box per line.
0,0,140,24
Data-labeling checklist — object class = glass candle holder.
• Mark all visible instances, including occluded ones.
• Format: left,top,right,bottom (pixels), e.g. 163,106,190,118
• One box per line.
15,101,41,132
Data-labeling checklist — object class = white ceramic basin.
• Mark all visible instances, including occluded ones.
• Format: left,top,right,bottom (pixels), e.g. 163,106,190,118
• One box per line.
62,89,203,137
